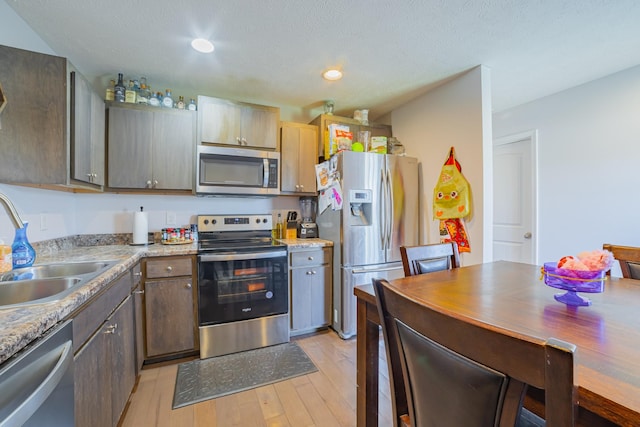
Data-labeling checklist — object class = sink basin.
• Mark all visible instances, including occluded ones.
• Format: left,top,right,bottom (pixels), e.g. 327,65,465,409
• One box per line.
0,277,82,307
0,261,115,282
0,259,119,309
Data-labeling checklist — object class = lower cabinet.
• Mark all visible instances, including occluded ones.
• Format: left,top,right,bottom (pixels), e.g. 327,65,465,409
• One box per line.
289,247,332,335
74,290,135,427
143,255,198,359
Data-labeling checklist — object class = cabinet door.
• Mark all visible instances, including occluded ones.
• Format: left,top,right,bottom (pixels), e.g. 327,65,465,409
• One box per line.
74,318,112,427
281,123,318,194
90,91,106,185
71,71,105,186
110,296,136,425
280,125,302,193
310,264,331,327
198,97,242,145
144,277,195,357
240,105,278,149
107,107,153,188
290,265,330,331
0,45,66,184
152,110,195,190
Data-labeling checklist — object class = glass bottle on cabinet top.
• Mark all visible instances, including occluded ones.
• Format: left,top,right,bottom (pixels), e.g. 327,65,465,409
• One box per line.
114,73,125,103
125,80,137,103
162,89,174,108
176,96,185,110
188,98,197,111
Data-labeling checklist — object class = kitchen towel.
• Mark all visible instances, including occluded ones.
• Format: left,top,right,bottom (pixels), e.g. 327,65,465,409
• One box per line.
132,208,148,245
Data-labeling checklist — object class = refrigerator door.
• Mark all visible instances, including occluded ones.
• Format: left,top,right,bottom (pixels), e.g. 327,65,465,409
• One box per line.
339,262,405,338
341,151,386,267
385,154,420,263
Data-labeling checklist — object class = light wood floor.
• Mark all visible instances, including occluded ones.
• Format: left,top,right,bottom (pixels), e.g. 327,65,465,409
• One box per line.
119,329,393,427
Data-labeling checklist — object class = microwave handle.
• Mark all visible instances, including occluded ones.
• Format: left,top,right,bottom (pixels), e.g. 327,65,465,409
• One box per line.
263,159,269,187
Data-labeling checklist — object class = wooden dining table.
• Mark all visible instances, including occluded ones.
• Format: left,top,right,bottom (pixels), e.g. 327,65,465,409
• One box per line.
354,261,640,427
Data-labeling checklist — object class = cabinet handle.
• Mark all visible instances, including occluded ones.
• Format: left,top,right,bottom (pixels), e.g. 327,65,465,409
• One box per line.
104,324,117,334
307,256,314,261
185,283,192,289
241,137,247,145
306,270,317,275
146,180,152,187
236,137,242,145
295,185,300,190
134,272,142,277
153,180,158,187
166,266,173,273
134,289,145,294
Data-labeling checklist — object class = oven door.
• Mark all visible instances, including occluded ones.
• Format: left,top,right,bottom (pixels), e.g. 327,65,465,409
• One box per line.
198,249,288,325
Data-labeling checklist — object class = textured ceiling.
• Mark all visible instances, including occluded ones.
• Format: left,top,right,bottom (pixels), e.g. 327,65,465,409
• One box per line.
7,0,640,120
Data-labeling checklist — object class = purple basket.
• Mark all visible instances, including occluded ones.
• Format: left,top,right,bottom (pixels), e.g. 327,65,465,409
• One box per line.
542,262,607,306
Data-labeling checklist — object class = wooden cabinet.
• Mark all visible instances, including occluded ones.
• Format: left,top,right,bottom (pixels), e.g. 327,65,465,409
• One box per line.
198,95,280,150
73,271,136,427
288,247,332,335
71,69,105,186
107,103,196,191
0,44,67,185
309,114,392,160
280,122,318,195
143,255,198,359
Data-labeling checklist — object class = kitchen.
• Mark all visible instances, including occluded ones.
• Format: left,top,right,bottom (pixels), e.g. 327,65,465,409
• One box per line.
2,1,640,426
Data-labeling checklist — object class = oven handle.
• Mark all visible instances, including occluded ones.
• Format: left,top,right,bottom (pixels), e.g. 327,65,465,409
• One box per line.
198,250,287,262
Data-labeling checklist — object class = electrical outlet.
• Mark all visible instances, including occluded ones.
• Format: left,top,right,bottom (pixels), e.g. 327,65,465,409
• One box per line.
40,213,47,231
166,211,177,225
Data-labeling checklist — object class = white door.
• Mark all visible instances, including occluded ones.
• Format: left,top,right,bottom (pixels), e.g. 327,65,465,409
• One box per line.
493,131,537,264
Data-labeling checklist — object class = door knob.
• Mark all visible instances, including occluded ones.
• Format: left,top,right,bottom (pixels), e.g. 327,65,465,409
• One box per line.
524,232,532,239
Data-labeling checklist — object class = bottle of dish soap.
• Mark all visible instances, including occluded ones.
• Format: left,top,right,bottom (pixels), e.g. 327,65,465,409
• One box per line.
12,222,36,268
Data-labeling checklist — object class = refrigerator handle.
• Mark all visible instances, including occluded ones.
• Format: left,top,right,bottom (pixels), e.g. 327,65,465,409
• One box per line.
379,168,387,249
386,167,393,250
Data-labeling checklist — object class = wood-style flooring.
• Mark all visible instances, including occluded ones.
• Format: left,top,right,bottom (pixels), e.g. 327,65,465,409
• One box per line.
119,329,392,427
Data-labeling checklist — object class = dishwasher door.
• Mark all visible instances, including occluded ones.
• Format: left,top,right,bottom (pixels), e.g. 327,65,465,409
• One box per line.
0,320,74,427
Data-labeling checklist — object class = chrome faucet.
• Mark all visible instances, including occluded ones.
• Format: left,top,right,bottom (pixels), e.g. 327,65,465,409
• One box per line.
0,192,25,229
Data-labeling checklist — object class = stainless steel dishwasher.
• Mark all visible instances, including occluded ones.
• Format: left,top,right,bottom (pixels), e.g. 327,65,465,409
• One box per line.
0,320,74,426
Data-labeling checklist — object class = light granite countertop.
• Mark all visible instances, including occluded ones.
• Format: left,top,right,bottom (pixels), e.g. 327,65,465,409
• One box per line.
0,237,333,365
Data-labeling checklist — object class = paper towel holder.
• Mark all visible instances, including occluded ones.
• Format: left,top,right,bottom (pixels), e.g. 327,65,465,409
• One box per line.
130,206,154,246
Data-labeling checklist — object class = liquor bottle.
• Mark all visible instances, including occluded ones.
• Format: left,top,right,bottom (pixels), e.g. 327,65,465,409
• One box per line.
105,79,115,101
176,96,185,110
125,80,137,103
137,77,149,104
114,73,126,103
188,98,197,111
162,89,174,108
275,213,284,239
148,90,161,107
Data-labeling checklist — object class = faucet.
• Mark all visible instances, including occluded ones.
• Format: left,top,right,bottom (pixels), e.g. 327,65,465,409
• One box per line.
0,192,25,229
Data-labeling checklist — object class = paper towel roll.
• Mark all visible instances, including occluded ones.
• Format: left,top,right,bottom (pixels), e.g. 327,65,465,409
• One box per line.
133,211,149,245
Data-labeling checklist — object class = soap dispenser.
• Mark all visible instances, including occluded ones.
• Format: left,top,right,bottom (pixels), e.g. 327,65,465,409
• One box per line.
12,221,36,268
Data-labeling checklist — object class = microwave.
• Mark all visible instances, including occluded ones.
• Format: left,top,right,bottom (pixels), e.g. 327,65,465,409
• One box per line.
196,145,280,196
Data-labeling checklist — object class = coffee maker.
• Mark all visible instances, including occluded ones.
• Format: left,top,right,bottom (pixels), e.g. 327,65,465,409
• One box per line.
297,196,318,238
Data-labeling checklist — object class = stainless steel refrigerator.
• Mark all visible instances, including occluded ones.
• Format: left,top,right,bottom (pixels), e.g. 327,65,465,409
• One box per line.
317,151,420,338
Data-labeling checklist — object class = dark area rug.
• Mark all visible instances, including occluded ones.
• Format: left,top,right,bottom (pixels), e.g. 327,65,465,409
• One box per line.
172,342,317,409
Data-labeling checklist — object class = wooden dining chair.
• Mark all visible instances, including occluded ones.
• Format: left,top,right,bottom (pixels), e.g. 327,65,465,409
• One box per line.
602,244,640,279
373,278,577,427
400,242,460,277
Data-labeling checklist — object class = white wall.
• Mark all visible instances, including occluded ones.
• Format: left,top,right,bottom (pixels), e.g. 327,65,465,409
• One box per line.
493,64,640,275
390,66,492,266
0,1,299,243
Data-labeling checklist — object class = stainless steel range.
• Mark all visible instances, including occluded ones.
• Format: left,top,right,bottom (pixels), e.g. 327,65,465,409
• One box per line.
197,214,289,359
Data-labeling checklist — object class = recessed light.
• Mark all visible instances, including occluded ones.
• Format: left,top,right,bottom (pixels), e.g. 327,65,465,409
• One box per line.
191,38,214,53
323,69,343,81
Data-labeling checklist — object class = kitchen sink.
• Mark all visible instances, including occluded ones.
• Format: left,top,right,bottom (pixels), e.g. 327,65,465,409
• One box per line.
0,260,115,282
0,260,119,309
0,277,82,307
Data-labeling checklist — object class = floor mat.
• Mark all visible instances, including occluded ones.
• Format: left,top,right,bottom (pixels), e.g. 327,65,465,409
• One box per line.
172,342,318,409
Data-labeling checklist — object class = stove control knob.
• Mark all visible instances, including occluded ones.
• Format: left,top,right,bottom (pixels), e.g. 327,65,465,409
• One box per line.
203,219,209,225
263,218,268,223
256,218,260,224
212,219,217,224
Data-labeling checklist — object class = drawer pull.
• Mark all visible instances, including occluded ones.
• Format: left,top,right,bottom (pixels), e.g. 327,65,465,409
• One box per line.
166,266,173,273
134,272,142,277
104,324,117,334
185,283,192,289
307,256,314,261
134,290,145,294
306,270,317,275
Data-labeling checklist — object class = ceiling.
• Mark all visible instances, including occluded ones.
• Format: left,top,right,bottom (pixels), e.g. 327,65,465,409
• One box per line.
7,0,640,120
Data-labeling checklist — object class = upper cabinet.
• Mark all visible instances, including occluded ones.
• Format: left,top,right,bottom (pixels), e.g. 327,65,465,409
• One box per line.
0,45,67,185
309,114,392,160
198,95,279,150
280,122,318,195
106,103,196,192
70,69,105,186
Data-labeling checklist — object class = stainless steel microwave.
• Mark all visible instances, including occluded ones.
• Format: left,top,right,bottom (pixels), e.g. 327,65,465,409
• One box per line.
196,145,280,196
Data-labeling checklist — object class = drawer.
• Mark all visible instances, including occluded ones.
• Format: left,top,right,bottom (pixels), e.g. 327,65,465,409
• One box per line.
73,270,132,352
146,256,193,279
290,247,331,268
